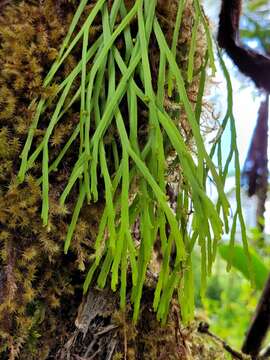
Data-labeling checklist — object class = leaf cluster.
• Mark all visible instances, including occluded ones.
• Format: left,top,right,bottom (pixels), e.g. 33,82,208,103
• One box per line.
16,0,244,326
0,0,250,357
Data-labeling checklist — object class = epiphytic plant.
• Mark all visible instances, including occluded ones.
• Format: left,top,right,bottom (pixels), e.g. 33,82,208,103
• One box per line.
17,0,249,323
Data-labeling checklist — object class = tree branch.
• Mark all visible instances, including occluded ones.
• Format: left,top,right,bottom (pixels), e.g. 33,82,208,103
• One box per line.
218,0,270,92
198,322,250,360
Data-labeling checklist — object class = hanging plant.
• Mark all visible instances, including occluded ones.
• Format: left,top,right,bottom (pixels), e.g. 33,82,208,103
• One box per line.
0,0,253,357
15,0,250,322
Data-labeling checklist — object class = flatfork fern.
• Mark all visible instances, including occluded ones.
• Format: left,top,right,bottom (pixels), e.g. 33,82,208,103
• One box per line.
17,0,250,323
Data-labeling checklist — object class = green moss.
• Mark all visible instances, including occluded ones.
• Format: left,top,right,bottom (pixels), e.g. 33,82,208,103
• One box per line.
0,2,87,358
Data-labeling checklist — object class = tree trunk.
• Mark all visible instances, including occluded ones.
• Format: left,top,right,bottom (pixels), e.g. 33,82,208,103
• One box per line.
0,1,231,359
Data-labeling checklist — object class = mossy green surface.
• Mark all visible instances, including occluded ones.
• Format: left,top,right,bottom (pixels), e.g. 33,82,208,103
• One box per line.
0,2,91,358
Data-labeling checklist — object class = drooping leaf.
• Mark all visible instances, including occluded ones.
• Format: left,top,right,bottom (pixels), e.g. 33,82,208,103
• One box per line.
219,244,268,290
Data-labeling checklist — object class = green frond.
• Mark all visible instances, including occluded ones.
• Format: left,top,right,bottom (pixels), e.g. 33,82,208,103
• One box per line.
16,0,250,324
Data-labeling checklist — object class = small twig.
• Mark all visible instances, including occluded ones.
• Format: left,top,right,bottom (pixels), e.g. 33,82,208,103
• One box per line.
107,337,118,360
84,324,119,358
95,324,119,337
259,343,270,359
198,322,250,360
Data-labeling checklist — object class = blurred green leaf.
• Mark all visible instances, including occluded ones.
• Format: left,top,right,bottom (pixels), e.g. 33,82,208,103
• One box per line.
219,244,269,290
248,0,269,11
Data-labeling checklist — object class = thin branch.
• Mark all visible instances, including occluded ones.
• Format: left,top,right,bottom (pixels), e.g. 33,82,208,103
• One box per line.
198,322,250,360
259,343,270,359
